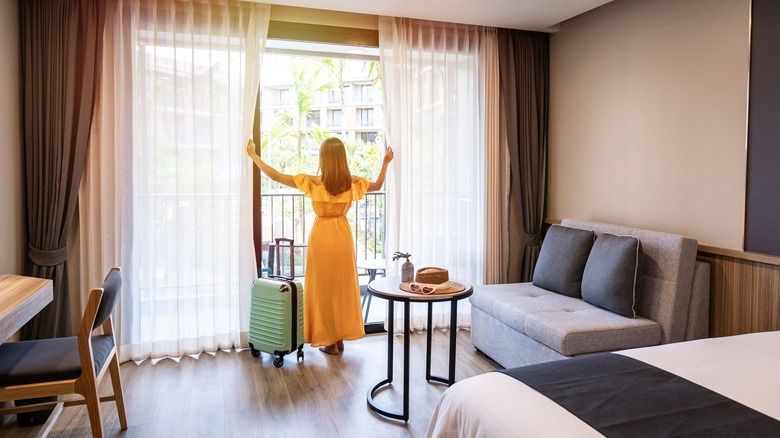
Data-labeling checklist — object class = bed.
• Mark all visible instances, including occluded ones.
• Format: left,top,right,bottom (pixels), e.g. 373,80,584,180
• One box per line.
426,331,780,437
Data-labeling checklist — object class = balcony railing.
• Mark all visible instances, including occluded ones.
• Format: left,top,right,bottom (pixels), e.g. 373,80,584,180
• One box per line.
260,191,386,276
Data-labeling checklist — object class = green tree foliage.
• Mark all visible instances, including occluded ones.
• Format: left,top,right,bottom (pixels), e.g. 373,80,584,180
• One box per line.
346,138,382,181
363,60,381,87
263,58,331,174
261,55,385,190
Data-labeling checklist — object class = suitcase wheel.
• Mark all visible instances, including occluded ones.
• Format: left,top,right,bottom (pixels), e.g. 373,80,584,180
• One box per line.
273,356,284,368
248,343,260,358
297,348,304,361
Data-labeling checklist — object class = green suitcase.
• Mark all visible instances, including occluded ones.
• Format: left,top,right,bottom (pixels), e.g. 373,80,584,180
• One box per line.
248,275,304,367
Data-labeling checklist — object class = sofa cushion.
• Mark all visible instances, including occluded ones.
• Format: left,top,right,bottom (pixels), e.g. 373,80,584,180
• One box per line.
470,283,662,356
471,283,591,333
532,225,595,298
524,308,662,356
581,233,644,318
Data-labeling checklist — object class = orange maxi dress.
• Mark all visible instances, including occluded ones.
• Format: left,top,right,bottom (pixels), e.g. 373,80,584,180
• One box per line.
293,174,368,347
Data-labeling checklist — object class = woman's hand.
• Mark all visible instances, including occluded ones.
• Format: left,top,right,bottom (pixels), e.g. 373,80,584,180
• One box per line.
383,146,394,165
246,138,258,159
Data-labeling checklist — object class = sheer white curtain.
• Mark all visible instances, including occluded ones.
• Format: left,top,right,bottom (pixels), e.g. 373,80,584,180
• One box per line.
379,17,497,331
78,0,269,361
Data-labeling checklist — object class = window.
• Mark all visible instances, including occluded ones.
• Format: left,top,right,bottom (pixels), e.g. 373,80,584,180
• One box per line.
328,88,339,104
269,87,290,106
306,110,321,127
360,84,373,102
258,38,386,331
328,85,350,104
328,109,342,127
359,108,374,127
359,131,378,143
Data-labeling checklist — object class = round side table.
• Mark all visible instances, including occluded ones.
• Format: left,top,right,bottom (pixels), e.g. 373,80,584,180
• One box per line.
365,275,473,422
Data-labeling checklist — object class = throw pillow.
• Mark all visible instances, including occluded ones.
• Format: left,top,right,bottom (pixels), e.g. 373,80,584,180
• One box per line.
581,233,644,318
532,225,596,298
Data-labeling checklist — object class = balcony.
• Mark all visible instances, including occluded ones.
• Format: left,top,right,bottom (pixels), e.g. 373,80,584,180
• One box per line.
260,191,386,276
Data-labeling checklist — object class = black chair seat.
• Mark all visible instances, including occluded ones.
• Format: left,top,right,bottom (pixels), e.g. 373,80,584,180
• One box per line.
0,268,128,437
0,335,115,386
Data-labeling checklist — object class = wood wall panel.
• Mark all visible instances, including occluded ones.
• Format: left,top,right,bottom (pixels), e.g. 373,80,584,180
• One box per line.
698,252,780,337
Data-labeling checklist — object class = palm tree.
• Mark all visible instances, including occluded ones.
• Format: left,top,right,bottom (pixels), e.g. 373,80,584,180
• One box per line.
268,58,332,173
364,60,382,88
321,58,349,137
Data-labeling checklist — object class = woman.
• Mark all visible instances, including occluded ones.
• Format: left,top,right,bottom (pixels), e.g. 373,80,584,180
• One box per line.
247,137,393,355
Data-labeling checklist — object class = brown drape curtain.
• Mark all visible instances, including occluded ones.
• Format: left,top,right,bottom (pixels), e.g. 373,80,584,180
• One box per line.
497,29,550,282
20,0,106,340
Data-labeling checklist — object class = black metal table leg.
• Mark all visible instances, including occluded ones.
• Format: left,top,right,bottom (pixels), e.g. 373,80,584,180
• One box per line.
426,302,433,381
367,297,411,421
449,298,458,384
402,300,410,420
387,297,394,381
425,299,459,386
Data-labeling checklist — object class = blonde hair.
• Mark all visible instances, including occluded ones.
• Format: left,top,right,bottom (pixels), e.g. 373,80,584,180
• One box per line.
318,137,352,196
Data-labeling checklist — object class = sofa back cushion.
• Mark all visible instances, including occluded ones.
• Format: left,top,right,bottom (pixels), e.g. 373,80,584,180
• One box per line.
581,233,644,318
561,219,698,344
532,225,595,298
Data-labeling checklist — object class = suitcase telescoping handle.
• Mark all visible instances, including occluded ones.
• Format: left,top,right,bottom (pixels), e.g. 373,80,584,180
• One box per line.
271,238,300,351
274,237,296,278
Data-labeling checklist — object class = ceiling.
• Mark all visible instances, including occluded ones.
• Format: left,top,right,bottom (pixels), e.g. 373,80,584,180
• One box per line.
263,0,613,32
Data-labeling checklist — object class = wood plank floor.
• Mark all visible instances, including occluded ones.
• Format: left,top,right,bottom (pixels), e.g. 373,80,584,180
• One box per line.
0,329,500,438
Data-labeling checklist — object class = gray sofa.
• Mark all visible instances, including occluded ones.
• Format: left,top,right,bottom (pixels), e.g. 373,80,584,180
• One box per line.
470,218,710,368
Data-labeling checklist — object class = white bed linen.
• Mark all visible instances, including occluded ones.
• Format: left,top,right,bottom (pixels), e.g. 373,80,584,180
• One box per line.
426,331,780,437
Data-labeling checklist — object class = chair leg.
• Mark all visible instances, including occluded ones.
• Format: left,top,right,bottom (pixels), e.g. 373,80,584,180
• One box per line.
108,355,128,430
81,378,104,438
37,402,64,438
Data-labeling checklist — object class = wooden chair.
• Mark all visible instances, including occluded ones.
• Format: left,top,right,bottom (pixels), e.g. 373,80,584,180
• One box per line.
0,267,128,437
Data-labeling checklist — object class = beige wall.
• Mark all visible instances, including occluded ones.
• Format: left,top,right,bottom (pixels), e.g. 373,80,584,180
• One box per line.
0,0,25,274
548,0,750,249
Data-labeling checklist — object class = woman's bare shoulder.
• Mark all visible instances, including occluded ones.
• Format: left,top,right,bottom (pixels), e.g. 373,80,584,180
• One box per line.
351,175,361,183
305,175,321,185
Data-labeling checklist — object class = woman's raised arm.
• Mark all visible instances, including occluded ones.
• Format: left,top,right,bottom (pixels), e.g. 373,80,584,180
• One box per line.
246,139,296,189
367,146,394,192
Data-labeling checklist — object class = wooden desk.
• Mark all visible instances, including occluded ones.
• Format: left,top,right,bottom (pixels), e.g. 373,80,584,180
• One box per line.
0,275,53,341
